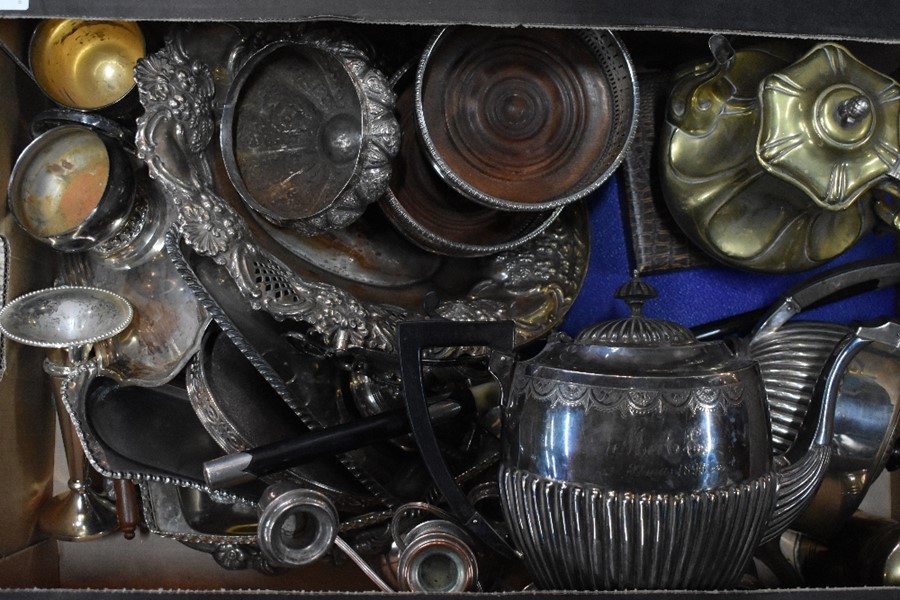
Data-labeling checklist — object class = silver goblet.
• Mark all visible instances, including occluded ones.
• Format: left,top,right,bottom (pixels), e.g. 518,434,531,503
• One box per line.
0,285,133,540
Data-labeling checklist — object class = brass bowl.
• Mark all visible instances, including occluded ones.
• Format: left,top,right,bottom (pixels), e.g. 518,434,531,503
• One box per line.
8,125,135,251
30,19,145,111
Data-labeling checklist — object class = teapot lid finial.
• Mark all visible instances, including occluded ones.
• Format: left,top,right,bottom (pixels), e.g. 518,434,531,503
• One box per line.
575,274,695,347
615,273,657,318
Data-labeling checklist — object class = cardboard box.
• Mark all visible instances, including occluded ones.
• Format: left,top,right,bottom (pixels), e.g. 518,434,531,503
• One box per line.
0,5,897,597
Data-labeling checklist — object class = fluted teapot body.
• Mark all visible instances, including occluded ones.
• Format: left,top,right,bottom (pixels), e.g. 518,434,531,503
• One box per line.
398,277,837,590
492,278,833,590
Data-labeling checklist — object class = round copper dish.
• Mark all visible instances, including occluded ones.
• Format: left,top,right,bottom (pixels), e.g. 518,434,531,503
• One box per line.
221,39,398,236
30,19,145,111
415,27,637,211
382,68,560,257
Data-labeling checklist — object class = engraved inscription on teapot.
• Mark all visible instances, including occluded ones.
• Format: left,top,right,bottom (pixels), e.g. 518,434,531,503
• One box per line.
490,277,838,589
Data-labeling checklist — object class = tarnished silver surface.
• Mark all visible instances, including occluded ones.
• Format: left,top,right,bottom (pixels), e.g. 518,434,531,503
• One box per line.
89,182,167,268
749,322,848,455
415,27,637,211
135,36,588,356
61,241,210,387
789,320,900,540
382,62,563,258
59,358,251,505
220,33,399,236
256,482,339,568
742,259,900,541
8,125,136,253
255,482,395,590
500,466,777,590
388,505,479,593
0,285,134,541
171,237,490,507
142,479,278,574
397,278,838,588
186,324,383,510
141,480,258,545
485,279,837,589
0,285,132,348
28,123,211,387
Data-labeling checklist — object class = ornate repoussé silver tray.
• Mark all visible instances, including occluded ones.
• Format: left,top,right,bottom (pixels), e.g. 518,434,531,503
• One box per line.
134,28,590,358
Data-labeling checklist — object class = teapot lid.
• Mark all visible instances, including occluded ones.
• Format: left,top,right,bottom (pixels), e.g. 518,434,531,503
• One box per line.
757,43,900,211
530,276,747,378
575,276,696,347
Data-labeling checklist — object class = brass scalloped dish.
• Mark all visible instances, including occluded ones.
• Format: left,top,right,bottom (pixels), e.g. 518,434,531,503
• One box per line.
660,40,875,273
757,43,900,210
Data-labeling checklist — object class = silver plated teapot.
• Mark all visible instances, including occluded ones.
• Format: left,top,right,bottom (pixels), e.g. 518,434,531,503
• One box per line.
399,277,837,590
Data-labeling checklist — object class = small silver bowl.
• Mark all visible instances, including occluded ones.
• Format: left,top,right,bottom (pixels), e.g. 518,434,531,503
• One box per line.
8,125,135,252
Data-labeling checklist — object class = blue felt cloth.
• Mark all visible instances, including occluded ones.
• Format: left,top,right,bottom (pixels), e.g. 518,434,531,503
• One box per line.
560,175,898,336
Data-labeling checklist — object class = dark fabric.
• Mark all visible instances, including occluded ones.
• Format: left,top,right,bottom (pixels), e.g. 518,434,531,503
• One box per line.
562,176,897,336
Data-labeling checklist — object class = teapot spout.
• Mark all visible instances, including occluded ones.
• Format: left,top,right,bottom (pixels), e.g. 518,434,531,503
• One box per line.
762,445,831,543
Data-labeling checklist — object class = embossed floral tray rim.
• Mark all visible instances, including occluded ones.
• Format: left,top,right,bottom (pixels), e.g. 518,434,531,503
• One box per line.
134,32,591,356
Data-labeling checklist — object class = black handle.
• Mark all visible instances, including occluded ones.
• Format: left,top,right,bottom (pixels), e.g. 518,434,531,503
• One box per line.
204,400,461,489
397,318,519,559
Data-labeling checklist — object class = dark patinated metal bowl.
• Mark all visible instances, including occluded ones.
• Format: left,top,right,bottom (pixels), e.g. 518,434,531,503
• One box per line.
415,26,637,211
381,66,560,257
221,38,398,236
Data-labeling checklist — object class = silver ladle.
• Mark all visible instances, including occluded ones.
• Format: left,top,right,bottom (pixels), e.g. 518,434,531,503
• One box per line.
0,285,133,540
